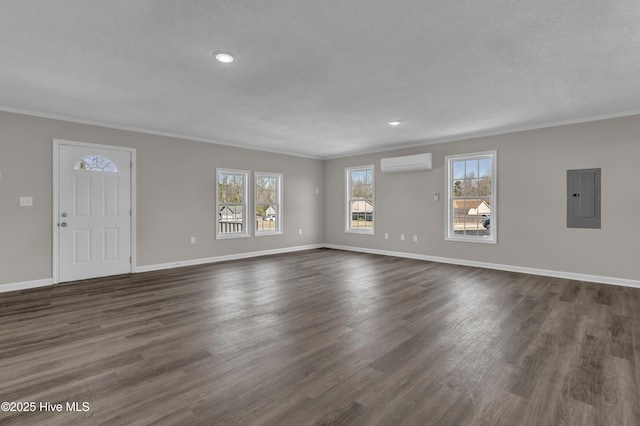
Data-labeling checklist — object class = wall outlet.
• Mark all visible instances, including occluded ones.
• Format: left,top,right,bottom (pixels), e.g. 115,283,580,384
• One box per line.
298,228,303,235
19,196,33,207
384,233,389,240
413,234,418,242
190,236,196,244
400,234,405,241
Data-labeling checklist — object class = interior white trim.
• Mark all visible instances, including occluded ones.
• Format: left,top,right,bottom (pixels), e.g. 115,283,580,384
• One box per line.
52,139,137,284
345,164,375,235
3,243,639,293
254,171,283,236
0,279,54,294
135,244,324,273
1,244,324,293
6,105,640,161
216,168,251,240
0,106,322,160
322,108,640,159
324,244,640,289
445,150,497,244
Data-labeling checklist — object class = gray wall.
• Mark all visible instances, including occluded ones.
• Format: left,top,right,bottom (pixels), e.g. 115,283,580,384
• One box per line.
324,115,640,281
0,111,324,284
2,110,638,285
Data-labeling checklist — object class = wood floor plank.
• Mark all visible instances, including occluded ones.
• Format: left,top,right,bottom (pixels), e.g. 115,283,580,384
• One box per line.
1,248,639,425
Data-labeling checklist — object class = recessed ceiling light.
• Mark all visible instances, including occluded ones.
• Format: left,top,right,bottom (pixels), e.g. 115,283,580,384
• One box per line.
213,51,235,63
389,121,402,126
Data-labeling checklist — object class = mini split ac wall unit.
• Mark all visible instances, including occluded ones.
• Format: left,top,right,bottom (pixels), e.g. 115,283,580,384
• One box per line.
380,153,433,173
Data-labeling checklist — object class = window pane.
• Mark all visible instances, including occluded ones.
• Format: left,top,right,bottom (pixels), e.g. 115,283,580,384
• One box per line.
219,173,244,203
257,176,277,204
447,152,495,242
465,159,479,178
218,170,247,237
453,179,463,196
346,166,374,233
478,177,492,196
256,204,278,232
453,161,465,180
74,154,118,172
255,173,282,235
351,198,373,229
479,158,492,177
463,179,477,196
452,217,462,235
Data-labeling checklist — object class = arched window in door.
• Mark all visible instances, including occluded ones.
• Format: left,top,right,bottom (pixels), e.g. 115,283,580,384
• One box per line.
73,154,118,172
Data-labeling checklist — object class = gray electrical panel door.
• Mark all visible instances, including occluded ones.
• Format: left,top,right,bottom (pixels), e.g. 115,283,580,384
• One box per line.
567,168,601,228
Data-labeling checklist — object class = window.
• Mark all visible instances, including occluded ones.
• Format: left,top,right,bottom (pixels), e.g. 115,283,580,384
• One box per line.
255,172,282,235
346,165,374,234
446,151,496,243
217,169,249,239
74,154,117,172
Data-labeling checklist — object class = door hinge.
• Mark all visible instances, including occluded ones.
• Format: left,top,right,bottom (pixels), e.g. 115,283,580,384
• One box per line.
130,256,132,263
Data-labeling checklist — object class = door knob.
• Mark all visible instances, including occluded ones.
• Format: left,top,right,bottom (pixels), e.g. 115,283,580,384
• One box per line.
60,222,68,227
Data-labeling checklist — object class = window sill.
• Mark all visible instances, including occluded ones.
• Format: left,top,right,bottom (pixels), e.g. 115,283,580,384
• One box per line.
445,235,496,244
255,231,283,237
345,229,374,235
216,233,251,240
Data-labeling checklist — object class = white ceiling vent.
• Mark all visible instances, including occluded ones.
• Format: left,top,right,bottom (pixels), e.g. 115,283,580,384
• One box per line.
380,153,432,173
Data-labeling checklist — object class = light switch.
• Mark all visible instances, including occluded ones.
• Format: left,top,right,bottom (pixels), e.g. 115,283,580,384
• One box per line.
19,196,33,207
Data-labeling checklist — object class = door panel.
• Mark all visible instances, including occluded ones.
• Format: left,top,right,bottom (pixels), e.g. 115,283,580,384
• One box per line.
103,228,119,260
58,144,132,282
75,175,91,216
104,177,119,216
74,230,91,264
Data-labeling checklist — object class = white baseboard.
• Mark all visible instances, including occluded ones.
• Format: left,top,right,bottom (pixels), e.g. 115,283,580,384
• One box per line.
0,278,54,294
3,243,638,293
324,244,640,289
135,244,325,273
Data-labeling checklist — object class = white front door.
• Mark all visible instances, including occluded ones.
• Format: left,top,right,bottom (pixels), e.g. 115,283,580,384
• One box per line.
57,143,132,282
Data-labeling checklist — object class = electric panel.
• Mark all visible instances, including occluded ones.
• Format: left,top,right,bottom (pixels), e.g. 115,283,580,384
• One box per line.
567,168,601,228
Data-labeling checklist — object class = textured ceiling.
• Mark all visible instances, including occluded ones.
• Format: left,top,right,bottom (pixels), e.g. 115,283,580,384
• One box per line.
1,1,640,158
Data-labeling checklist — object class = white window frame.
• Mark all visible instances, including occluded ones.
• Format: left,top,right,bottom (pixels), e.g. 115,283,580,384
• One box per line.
216,168,250,239
345,165,375,235
255,171,283,236
445,151,497,244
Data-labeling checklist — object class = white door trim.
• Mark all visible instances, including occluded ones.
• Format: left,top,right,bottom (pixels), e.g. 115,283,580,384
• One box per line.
52,139,137,284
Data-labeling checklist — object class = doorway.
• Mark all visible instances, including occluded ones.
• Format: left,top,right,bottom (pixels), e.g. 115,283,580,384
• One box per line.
53,139,135,283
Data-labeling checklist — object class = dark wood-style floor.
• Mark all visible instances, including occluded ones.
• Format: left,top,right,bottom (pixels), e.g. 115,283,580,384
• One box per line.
1,249,639,425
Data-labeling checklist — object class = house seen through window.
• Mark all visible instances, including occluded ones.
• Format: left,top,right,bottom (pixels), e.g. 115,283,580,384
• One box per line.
217,169,249,238
446,151,496,243
255,172,282,235
346,165,374,234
